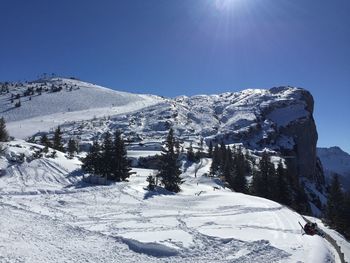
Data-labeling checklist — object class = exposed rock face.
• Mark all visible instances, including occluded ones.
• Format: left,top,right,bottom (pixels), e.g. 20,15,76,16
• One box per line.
256,88,321,183
279,102,318,180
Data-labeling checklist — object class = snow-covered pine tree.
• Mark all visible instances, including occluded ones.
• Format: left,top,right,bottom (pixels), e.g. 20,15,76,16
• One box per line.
158,128,183,193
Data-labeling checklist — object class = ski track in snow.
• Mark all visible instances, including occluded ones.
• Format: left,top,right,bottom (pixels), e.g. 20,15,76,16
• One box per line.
0,149,342,262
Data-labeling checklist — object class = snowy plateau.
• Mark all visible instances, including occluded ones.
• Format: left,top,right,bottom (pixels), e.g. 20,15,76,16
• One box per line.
0,78,349,262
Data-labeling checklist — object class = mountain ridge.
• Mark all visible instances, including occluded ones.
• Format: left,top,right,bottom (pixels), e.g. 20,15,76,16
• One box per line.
1,78,321,184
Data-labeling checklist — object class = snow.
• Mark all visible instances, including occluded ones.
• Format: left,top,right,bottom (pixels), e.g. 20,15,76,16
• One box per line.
0,142,345,262
2,78,163,139
3,79,312,158
0,80,346,262
306,216,350,263
267,104,309,127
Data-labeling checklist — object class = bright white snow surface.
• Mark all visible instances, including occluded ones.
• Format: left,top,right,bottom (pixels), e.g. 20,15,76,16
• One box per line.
3,78,163,139
0,142,341,262
306,216,350,263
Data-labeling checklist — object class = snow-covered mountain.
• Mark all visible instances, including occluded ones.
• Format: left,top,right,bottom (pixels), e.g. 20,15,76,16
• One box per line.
0,140,348,262
2,77,348,262
317,146,350,191
1,78,322,185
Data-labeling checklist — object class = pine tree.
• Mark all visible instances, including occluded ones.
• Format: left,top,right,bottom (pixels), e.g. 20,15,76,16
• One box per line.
82,140,101,175
232,147,248,193
53,126,64,152
292,182,311,214
218,141,227,175
111,130,131,181
257,152,270,197
223,147,235,186
210,144,220,175
275,160,291,205
0,117,9,142
251,152,275,198
326,175,345,231
40,134,52,148
187,142,196,162
343,192,350,238
100,132,114,180
251,166,262,195
146,175,156,191
208,141,213,158
67,138,78,157
158,128,183,192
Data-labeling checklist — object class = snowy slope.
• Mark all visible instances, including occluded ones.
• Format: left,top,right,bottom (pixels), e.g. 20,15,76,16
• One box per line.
3,79,309,150
0,142,344,262
318,146,350,190
1,78,163,138
1,78,162,122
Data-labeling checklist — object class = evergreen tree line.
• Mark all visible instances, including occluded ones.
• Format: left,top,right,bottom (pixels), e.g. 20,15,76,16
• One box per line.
210,142,249,193
210,143,310,213
325,175,350,239
40,126,78,157
82,130,132,182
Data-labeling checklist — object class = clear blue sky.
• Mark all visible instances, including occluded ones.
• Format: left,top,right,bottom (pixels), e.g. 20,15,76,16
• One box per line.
0,0,349,152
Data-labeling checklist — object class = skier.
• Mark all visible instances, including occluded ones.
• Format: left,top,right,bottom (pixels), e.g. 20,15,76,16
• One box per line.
304,222,317,235
302,222,324,237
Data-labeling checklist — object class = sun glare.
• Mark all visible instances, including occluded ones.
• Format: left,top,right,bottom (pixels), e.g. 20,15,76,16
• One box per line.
214,0,239,11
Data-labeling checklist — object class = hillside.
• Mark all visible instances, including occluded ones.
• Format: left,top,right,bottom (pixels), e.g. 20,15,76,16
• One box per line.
1,78,322,185
0,78,328,213
318,146,350,191
0,141,344,262
0,78,163,138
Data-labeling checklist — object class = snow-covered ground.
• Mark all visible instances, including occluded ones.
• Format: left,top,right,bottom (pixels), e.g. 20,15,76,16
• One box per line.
306,216,350,263
2,78,163,139
0,142,344,262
